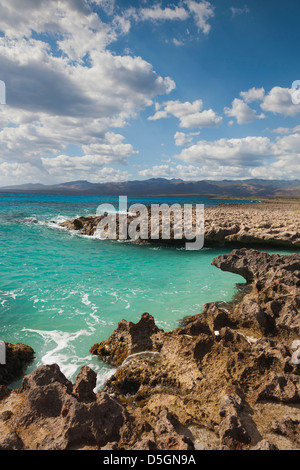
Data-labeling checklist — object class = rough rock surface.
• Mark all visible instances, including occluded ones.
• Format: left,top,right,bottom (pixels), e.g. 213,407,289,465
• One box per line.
0,343,34,386
90,312,162,367
1,248,300,450
89,249,300,450
205,202,300,248
59,202,300,249
0,364,126,450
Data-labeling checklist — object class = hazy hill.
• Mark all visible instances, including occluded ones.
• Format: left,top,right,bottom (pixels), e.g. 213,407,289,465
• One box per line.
1,178,300,198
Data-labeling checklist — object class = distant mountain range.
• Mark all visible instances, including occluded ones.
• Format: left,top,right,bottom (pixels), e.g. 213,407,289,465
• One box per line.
1,178,300,198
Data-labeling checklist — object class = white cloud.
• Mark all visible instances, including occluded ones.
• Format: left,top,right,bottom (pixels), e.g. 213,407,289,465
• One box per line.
138,163,261,180
225,85,300,124
149,99,222,128
174,131,200,146
0,0,116,60
119,1,215,36
172,38,184,46
167,132,300,180
185,0,215,34
140,131,300,180
230,6,250,18
224,98,265,124
139,5,189,22
240,87,265,103
261,86,300,117
0,160,131,186
174,136,279,167
92,0,115,15
271,124,300,135
0,0,176,184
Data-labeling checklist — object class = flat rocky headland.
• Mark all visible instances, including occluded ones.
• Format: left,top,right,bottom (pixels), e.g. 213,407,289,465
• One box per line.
1,249,300,450
59,201,300,249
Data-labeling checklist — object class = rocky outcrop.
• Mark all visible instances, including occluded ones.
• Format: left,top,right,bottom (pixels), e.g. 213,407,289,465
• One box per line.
256,374,300,403
59,202,300,249
88,249,300,450
218,387,262,449
1,248,300,450
271,418,300,445
212,249,300,338
90,312,162,367
0,342,34,386
205,202,300,248
0,364,126,450
0,364,197,450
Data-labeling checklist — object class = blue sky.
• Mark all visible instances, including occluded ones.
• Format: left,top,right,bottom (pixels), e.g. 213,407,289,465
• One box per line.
0,0,300,185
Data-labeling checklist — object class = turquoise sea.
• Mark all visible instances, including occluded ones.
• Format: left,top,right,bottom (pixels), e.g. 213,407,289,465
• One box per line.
0,194,293,389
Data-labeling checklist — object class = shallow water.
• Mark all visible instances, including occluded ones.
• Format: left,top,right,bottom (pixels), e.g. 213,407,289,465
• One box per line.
0,193,293,389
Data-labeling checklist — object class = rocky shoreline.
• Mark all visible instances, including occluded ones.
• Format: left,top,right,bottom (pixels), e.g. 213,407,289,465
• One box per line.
59,201,300,249
0,248,299,450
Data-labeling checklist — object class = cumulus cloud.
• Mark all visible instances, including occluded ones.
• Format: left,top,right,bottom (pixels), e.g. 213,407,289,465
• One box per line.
185,0,215,34
149,99,222,128
0,161,131,186
139,5,189,22
0,0,115,60
140,130,300,180
139,157,300,181
224,98,265,124
271,124,300,135
169,132,300,179
174,131,200,146
240,87,265,103
174,136,279,167
0,0,176,185
224,85,300,124
120,1,215,37
261,86,300,117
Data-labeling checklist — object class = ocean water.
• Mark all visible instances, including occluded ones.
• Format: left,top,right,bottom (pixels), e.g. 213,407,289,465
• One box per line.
0,193,283,389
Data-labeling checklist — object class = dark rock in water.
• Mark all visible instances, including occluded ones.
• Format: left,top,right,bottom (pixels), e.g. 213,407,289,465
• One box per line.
73,218,84,230
0,342,34,386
